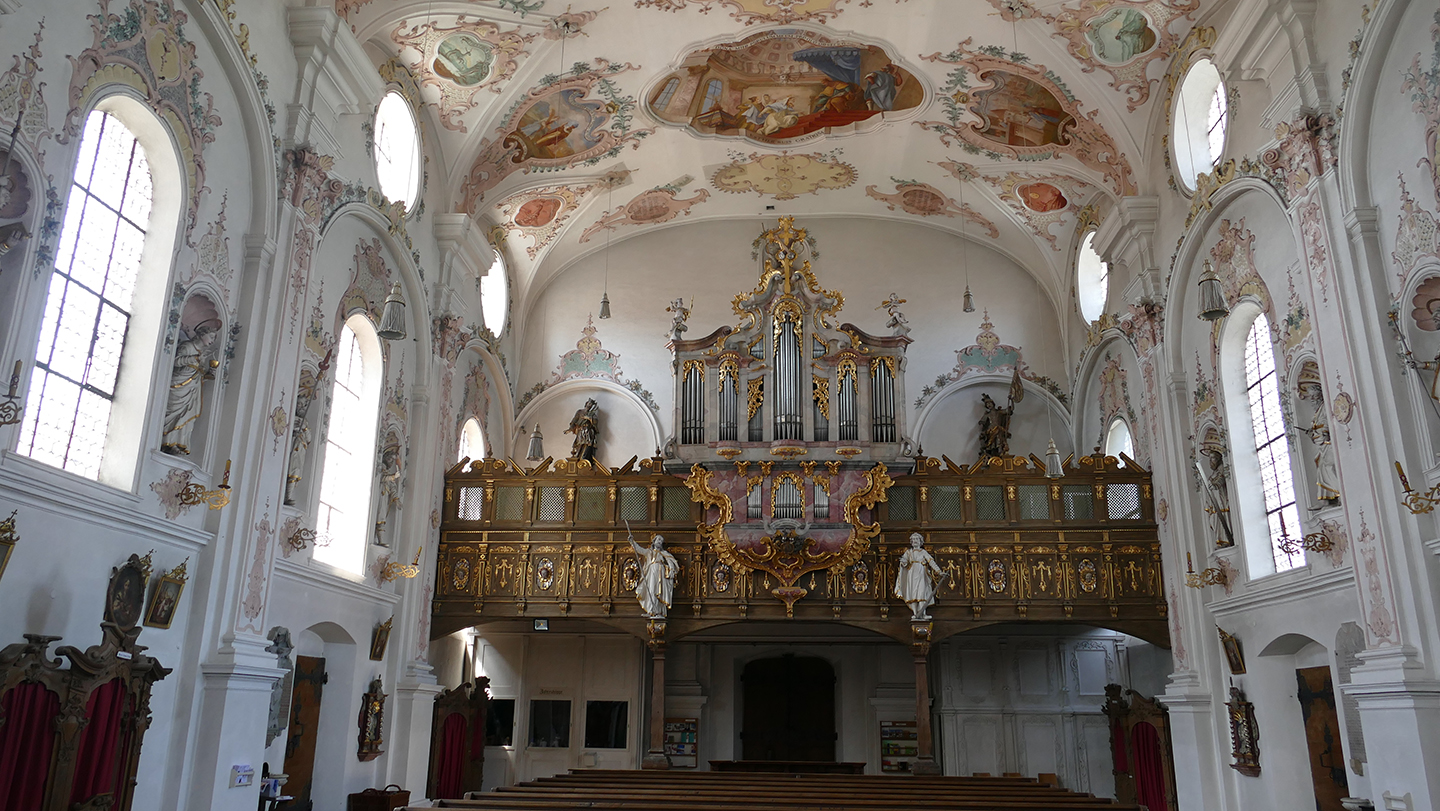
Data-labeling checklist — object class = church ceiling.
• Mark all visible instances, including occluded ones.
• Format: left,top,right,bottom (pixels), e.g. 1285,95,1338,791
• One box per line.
343,0,1212,297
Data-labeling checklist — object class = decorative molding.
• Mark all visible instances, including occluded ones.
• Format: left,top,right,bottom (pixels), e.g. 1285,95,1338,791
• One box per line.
937,161,1096,250
578,185,709,242
516,316,660,413
389,15,536,132
496,180,602,258
1400,9,1440,203
633,0,907,26
865,179,998,237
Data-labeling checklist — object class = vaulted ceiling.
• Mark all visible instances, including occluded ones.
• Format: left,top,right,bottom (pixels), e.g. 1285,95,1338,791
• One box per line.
341,0,1218,302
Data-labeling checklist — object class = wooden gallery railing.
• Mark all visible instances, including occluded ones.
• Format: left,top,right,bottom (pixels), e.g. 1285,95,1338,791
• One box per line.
433,453,1168,645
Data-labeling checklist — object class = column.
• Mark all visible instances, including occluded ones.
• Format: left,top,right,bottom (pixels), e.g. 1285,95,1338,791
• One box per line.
910,621,941,775
642,620,670,770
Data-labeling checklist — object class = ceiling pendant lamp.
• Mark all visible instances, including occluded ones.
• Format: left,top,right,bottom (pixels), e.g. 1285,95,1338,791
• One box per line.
963,286,975,313
599,185,614,319
526,424,545,461
1045,439,1065,479
960,183,976,313
1197,260,1229,321
377,282,407,340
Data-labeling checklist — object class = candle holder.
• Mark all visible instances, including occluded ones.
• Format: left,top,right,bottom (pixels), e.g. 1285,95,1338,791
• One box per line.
1394,461,1440,515
0,360,24,427
1184,551,1229,589
179,460,233,510
286,526,332,553
1276,514,1336,556
377,546,422,584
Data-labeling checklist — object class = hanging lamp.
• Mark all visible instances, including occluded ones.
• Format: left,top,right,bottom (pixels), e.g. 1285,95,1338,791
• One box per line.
376,283,407,340
1197,260,1229,321
526,425,545,461
960,182,975,312
599,184,613,318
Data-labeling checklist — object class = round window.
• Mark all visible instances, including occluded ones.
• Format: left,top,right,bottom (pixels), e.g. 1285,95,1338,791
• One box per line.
374,91,421,209
482,249,508,335
1077,231,1109,323
1171,58,1227,192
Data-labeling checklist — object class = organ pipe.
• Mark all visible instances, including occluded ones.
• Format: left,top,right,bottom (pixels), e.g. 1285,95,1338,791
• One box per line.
838,365,858,442
681,361,704,445
719,363,738,442
775,319,803,440
872,358,896,443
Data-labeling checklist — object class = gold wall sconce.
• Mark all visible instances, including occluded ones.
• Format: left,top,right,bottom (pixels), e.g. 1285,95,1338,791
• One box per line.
377,546,422,584
1276,514,1336,556
1394,461,1440,514
0,360,24,427
286,526,332,553
1184,551,1229,589
179,459,232,510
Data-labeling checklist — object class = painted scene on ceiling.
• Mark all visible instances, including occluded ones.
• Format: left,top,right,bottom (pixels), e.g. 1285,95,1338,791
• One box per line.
647,28,923,144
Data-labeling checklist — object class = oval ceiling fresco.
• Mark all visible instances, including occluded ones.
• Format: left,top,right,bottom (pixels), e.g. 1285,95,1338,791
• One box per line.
647,28,924,145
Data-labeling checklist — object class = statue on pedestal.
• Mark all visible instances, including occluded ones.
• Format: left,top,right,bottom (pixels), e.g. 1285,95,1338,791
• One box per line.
1196,445,1235,547
978,368,1024,461
1305,419,1340,504
628,532,679,619
566,398,601,462
894,532,946,620
160,323,219,455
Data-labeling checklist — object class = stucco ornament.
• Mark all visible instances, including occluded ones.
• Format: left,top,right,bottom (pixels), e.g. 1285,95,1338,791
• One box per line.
634,0,908,26
628,532,679,618
578,185,710,242
894,533,946,620
865,180,999,237
938,161,1097,251
390,16,536,132
711,151,857,201
1401,10,1440,205
496,181,600,258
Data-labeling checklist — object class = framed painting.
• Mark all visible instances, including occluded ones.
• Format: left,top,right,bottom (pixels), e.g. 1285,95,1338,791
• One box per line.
370,616,393,661
1218,627,1245,675
144,567,187,630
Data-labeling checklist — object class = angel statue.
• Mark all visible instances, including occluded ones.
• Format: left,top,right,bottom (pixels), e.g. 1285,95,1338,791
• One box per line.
666,297,691,341
161,322,220,455
628,531,679,619
894,532,947,620
566,398,601,462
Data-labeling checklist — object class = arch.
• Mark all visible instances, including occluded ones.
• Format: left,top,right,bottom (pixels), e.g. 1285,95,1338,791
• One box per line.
1337,0,1418,209
459,417,486,463
1257,631,1325,658
912,372,1073,464
1071,333,1143,456
459,342,515,459
512,378,664,462
1105,417,1135,459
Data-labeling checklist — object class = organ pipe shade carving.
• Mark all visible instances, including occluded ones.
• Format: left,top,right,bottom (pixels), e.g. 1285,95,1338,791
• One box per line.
747,378,764,421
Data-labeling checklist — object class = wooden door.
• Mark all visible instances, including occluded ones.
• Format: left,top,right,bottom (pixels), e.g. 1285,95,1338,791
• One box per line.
740,655,835,762
1296,666,1349,811
280,655,326,811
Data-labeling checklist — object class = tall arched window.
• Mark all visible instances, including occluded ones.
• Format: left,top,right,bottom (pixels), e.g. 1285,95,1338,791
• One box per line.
700,79,724,113
459,417,486,463
652,77,680,112
314,316,383,574
1242,314,1304,572
1105,417,1134,460
19,107,177,481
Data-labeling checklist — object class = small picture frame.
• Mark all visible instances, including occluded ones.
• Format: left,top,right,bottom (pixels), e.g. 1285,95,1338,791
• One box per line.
144,559,190,630
369,616,393,661
1218,627,1246,675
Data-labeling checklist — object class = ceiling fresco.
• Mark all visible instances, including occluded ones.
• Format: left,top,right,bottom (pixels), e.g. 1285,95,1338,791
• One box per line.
646,28,923,145
336,0,1212,303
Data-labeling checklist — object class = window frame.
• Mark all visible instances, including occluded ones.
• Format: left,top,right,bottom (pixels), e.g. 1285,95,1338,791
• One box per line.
313,314,384,575
1171,58,1227,193
373,90,422,212
15,97,185,489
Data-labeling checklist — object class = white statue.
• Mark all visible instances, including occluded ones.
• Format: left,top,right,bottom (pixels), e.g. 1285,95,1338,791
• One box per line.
665,297,691,341
894,532,946,620
160,324,219,455
374,439,402,546
628,532,679,619
1306,419,1340,504
284,388,313,506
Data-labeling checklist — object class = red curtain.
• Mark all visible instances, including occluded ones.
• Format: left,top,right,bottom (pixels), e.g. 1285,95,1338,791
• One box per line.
69,678,130,807
1131,721,1168,811
0,682,61,811
470,704,485,760
434,713,468,799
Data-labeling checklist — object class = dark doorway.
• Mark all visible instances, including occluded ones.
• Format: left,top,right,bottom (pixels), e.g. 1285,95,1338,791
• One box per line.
1297,666,1349,811
740,655,836,762
280,655,326,811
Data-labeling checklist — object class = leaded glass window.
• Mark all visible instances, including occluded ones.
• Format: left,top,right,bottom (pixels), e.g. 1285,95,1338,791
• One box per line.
1243,315,1304,571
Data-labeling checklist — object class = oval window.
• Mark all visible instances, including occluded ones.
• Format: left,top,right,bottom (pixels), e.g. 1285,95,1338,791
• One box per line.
482,249,508,335
1172,58,1227,192
1077,231,1109,323
374,91,421,209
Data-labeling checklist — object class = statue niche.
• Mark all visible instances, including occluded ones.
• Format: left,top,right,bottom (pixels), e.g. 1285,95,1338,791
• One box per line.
566,398,601,462
160,294,224,456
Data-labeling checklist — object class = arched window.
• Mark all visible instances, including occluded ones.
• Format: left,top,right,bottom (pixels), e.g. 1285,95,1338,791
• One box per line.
1242,314,1304,572
314,316,383,574
700,79,724,113
374,91,421,209
1172,58,1227,191
19,107,178,482
481,249,508,335
459,417,486,463
652,77,680,112
1076,231,1109,322
1105,417,1134,460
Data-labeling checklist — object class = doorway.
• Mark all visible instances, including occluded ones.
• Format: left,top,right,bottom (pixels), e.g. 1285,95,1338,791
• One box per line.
280,655,326,811
1296,666,1349,810
740,655,836,762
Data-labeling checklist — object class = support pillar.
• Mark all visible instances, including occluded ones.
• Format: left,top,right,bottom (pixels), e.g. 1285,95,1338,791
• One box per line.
642,619,670,770
910,621,941,776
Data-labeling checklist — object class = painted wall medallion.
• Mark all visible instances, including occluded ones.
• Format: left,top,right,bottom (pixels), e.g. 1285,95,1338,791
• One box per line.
391,16,534,132
1331,392,1355,425
647,28,923,145
461,60,652,209
1019,182,1067,212
919,40,1136,195
712,562,732,593
865,180,999,237
711,151,857,200
496,181,599,258
1085,8,1158,66
535,557,556,590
